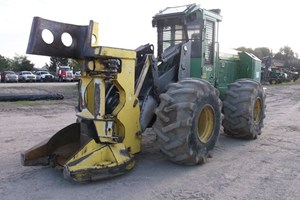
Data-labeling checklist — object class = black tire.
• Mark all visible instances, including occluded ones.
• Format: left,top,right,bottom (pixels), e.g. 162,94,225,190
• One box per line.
222,79,266,139
153,78,222,165
269,79,277,84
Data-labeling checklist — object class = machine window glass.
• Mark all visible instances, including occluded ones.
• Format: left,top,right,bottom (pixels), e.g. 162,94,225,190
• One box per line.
174,25,184,44
159,4,191,15
188,24,201,58
158,25,184,54
162,26,171,51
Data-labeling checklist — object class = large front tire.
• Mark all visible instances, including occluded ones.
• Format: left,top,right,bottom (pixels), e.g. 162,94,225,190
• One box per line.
153,78,222,165
222,79,266,139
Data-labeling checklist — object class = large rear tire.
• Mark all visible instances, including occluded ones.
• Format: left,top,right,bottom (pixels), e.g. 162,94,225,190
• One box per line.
222,79,266,139
153,78,222,165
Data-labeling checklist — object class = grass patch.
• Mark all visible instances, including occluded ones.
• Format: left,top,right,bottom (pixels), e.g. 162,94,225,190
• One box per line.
13,100,60,107
14,101,36,106
279,80,300,86
265,80,300,87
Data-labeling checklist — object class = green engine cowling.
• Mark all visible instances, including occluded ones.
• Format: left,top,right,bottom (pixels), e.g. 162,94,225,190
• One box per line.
216,51,262,99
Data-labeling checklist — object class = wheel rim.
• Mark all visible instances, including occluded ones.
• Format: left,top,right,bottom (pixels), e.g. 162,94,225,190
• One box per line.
253,98,262,124
197,105,215,143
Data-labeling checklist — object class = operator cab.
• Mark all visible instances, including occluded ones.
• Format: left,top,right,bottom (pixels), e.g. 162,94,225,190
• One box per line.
152,4,222,83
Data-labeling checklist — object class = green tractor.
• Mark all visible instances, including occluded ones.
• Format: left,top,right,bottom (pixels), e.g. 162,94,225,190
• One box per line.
268,67,286,84
22,3,266,182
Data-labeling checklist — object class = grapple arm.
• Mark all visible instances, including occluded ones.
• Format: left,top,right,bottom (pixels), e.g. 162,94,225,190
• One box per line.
27,17,94,59
23,17,142,182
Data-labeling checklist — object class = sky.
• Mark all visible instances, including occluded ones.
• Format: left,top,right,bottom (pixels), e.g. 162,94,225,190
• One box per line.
0,0,300,68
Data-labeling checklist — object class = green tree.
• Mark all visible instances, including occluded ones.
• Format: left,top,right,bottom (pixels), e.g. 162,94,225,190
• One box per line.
274,46,299,67
42,63,50,71
236,47,272,59
280,46,294,60
10,55,34,71
253,47,272,59
271,46,300,72
236,47,254,54
274,52,284,60
69,59,81,72
274,46,294,60
49,57,69,72
0,54,10,71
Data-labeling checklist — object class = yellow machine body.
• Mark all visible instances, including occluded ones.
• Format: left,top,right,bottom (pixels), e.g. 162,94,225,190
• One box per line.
22,18,142,182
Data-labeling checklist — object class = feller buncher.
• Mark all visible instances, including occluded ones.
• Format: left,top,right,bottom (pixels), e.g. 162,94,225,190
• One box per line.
22,4,266,182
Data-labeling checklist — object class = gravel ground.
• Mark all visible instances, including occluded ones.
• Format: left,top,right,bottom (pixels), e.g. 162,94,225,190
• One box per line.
0,81,299,200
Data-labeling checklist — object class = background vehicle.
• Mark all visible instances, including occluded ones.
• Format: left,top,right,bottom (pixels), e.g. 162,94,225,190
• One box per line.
73,71,81,81
56,66,73,82
269,68,286,84
291,71,299,82
23,3,266,182
18,71,36,82
1,71,18,83
35,70,54,82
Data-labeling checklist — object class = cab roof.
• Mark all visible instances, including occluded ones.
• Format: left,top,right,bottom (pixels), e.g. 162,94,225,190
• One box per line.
152,3,222,27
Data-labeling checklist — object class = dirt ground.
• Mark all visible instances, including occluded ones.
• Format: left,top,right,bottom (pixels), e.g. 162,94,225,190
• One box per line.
0,82,299,200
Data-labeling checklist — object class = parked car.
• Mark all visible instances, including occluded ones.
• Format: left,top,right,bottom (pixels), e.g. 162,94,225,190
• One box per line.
50,72,59,82
1,71,18,83
18,71,36,82
73,71,81,81
35,70,54,82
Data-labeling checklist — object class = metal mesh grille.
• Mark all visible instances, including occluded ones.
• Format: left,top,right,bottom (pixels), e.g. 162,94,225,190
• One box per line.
205,20,214,64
